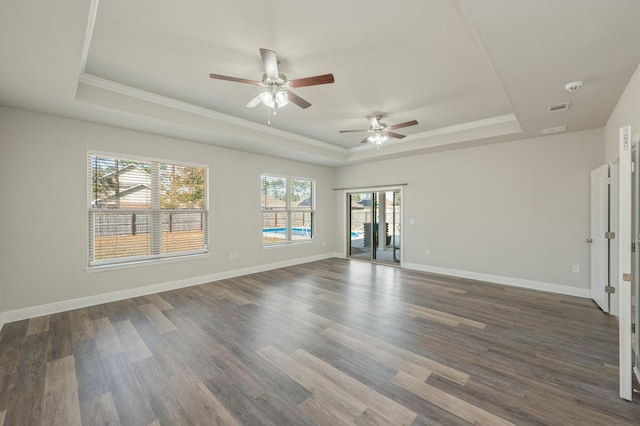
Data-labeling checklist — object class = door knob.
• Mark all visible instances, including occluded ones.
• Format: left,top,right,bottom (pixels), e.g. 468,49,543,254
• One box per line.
586,238,593,243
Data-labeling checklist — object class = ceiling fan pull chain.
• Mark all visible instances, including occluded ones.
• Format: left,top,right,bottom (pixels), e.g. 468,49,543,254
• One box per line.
267,106,271,125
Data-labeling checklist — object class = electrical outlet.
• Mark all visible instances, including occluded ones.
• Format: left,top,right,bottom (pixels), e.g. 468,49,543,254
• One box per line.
426,249,430,256
572,265,580,273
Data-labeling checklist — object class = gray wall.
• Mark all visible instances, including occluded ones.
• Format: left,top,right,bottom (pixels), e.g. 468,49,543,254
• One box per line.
335,129,604,292
605,63,640,162
0,107,337,313
0,104,609,317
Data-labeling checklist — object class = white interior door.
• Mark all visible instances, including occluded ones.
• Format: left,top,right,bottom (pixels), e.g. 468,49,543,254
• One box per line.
618,125,633,401
590,164,609,312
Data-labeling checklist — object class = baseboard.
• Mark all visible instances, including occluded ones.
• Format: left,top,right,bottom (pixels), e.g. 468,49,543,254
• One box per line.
0,252,342,324
402,263,591,298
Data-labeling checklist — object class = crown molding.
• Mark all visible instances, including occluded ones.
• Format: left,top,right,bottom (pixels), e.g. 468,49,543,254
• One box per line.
78,73,348,154
78,0,100,74
348,114,519,153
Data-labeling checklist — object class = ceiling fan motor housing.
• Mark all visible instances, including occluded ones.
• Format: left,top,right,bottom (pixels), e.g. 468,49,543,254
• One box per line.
262,73,288,87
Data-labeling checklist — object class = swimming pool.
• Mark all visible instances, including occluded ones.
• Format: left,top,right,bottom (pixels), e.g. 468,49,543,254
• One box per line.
263,227,311,237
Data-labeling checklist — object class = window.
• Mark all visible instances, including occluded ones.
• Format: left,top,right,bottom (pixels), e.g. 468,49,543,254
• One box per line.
261,174,314,245
88,153,208,266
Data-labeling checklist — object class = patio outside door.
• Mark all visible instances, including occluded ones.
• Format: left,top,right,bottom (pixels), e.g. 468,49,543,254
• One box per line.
347,190,400,264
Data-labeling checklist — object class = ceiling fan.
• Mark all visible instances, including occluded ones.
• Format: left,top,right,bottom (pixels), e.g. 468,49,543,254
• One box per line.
340,115,419,145
209,48,334,111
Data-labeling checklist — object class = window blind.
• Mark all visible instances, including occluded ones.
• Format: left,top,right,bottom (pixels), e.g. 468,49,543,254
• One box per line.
88,154,208,266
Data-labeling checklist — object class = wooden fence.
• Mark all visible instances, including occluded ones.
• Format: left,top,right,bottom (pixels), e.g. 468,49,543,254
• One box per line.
93,212,205,236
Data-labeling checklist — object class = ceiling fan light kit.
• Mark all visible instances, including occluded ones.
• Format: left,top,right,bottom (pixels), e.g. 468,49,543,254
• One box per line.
368,132,389,145
259,89,288,108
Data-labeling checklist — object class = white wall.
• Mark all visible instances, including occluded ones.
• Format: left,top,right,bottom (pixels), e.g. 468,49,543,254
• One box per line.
335,129,604,295
605,63,640,161
0,107,337,316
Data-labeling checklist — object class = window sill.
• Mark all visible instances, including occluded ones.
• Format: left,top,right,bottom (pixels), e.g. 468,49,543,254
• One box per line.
261,240,315,250
86,252,210,273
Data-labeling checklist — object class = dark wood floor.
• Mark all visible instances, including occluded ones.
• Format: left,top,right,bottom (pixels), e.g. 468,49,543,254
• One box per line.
0,258,639,425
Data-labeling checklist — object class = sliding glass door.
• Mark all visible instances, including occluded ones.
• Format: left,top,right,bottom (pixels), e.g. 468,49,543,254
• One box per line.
348,190,401,264
348,192,372,261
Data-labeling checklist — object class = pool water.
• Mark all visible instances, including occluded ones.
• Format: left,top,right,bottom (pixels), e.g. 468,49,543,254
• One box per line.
263,227,311,237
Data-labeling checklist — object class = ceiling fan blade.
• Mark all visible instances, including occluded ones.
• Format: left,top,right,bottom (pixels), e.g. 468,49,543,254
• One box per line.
367,116,381,128
339,129,368,133
245,93,262,108
385,131,406,139
360,137,370,144
289,74,335,88
386,120,419,131
286,91,311,109
260,48,279,80
209,73,262,85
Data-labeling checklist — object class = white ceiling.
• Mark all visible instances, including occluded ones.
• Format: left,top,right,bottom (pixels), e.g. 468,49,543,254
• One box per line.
1,0,640,166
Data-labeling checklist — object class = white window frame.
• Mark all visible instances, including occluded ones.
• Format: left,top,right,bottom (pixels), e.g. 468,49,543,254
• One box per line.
261,173,315,246
88,151,209,267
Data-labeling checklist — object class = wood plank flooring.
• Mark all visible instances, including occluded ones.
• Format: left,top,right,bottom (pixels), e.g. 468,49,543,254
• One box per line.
1,258,639,425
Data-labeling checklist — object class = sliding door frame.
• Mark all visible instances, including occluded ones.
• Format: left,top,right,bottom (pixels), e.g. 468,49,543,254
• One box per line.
345,185,404,266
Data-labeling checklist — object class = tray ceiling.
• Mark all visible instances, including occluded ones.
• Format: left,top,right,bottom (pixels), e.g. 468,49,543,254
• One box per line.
2,0,640,165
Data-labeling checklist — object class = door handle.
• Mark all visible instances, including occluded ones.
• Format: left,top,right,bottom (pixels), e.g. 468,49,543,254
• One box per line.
586,238,593,243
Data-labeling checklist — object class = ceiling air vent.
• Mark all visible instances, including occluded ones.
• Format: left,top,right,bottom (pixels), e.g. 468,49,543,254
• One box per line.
547,102,570,113
540,125,567,135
